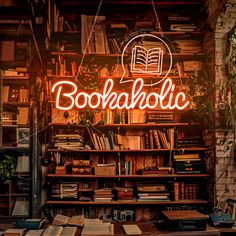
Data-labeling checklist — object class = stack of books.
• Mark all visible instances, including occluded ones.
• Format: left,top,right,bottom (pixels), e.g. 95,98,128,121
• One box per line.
174,154,203,174
81,219,114,235
53,134,87,150
173,40,201,54
94,188,114,202
137,184,170,202
51,182,78,199
146,110,174,123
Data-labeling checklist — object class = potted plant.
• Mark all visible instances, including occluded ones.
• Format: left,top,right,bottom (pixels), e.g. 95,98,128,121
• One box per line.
0,154,16,193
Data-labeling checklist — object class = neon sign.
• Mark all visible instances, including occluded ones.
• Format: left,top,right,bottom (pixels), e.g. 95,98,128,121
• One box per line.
120,34,172,86
52,78,190,111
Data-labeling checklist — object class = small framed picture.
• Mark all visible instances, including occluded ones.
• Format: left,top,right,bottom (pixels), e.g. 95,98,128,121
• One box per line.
17,128,30,147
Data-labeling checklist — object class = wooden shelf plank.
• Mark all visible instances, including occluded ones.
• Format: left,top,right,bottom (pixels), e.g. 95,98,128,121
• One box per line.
47,199,208,205
0,76,29,80
100,123,201,128
47,147,209,152
47,174,210,178
0,147,30,152
49,122,201,128
3,102,29,107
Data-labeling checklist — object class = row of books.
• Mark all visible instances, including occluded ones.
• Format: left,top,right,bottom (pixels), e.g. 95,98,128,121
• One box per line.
50,185,184,202
2,109,29,126
2,86,29,103
174,182,200,200
145,128,175,149
52,130,202,151
49,57,202,78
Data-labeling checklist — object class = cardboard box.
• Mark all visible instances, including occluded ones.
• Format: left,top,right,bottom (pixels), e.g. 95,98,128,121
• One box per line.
55,166,66,175
95,166,116,176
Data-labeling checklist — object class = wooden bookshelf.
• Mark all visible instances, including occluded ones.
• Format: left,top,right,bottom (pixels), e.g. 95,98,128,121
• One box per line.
45,0,209,218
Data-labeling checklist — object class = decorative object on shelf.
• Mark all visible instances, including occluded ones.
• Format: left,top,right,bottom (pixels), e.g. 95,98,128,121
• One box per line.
17,127,30,147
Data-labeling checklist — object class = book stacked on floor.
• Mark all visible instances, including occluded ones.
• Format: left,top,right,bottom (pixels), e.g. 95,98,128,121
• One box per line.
122,224,142,235
137,184,170,201
81,219,114,235
4,229,26,236
43,225,77,236
94,188,114,202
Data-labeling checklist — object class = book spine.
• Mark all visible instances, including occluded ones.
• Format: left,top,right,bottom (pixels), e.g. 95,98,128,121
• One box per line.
149,130,154,149
174,182,179,201
133,160,137,175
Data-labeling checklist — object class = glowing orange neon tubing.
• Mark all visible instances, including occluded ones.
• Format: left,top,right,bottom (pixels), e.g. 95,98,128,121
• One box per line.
51,78,190,111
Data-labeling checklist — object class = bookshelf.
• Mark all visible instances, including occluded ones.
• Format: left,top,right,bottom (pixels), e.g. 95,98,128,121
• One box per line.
45,0,208,220
0,3,32,219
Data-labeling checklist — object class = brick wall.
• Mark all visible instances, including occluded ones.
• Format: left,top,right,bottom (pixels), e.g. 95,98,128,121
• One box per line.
205,0,236,205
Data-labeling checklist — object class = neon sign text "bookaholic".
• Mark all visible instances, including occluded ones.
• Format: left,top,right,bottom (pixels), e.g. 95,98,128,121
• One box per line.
52,78,190,111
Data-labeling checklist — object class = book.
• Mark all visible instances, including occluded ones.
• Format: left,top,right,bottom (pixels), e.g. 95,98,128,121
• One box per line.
11,197,29,216
3,86,9,102
122,224,142,235
16,219,46,229
0,40,14,61
25,229,45,236
131,45,163,74
16,155,29,173
52,214,85,227
42,225,63,236
81,219,114,235
4,229,26,236
17,107,29,125
60,227,77,236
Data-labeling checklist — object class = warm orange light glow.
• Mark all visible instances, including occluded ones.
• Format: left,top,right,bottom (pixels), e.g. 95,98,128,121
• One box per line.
51,78,190,111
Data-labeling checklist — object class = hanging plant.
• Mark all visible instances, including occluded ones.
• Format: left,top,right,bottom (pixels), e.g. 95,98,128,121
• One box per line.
226,28,236,128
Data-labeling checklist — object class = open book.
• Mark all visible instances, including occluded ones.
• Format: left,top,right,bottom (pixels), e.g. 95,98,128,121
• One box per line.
43,225,77,236
131,45,163,75
52,214,85,227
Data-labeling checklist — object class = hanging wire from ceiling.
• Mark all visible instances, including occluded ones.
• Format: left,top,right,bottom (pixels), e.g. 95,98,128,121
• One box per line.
76,0,104,79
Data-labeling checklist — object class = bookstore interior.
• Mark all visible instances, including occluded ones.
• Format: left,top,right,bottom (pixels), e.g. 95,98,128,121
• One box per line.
1,0,236,235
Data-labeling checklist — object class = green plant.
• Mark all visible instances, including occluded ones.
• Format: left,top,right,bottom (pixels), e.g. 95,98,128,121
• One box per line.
227,28,236,128
0,154,16,181
187,70,214,127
